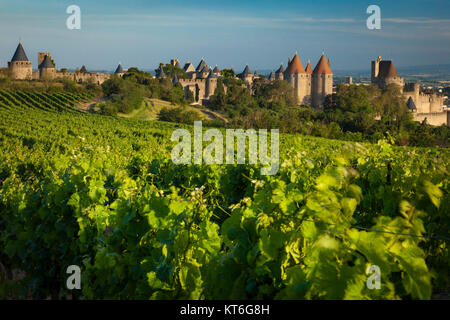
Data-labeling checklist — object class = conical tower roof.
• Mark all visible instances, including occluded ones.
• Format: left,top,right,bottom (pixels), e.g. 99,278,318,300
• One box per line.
313,54,333,75
196,59,206,72
378,61,399,78
40,55,55,69
115,64,124,74
269,72,275,80
305,61,313,74
213,65,220,73
406,96,416,110
11,42,29,62
207,69,218,79
275,64,284,74
242,65,252,75
285,54,306,74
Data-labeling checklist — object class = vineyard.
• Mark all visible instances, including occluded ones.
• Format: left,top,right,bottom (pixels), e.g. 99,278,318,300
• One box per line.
0,91,449,300
0,90,94,113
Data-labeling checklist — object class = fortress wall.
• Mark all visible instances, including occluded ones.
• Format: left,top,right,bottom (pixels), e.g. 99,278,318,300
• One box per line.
56,72,111,84
405,92,445,114
413,112,448,126
179,79,207,102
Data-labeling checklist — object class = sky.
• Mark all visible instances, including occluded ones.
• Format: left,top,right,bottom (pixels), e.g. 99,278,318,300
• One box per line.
0,0,449,73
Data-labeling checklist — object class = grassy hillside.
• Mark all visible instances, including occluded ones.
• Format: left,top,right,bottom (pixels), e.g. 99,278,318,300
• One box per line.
117,98,208,121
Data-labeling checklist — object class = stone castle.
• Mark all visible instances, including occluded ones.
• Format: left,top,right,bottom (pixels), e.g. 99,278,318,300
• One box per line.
4,42,119,84
1,42,448,126
160,52,333,108
371,56,448,126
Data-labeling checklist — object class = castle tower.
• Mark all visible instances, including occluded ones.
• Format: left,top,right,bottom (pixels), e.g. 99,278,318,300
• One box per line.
212,65,220,76
275,64,284,80
184,62,196,79
39,54,56,80
8,42,33,80
114,63,125,77
311,54,333,108
115,63,124,74
193,59,210,78
371,56,404,91
240,65,254,87
269,71,275,81
206,70,219,98
284,53,310,105
38,52,52,68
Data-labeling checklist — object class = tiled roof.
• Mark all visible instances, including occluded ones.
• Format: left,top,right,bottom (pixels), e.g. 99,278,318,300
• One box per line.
313,54,333,75
378,60,399,78
285,54,305,74
305,61,313,74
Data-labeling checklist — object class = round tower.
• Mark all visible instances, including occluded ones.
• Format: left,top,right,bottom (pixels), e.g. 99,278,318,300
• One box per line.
311,54,333,108
275,64,284,80
284,53,310,105
8,42,32,80
114,63,125,77
39,55,56,80
206,70,218,98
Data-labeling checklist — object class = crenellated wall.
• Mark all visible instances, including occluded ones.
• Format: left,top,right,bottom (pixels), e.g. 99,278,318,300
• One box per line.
413,112,448,126
177,78,223,104
56,72,111,84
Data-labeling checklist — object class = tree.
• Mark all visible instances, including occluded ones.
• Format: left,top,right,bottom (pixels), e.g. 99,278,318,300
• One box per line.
221,69,235,78
379,84,408,127
209,79,226,111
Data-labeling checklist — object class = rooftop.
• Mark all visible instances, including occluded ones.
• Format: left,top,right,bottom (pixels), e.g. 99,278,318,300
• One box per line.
11,42,29,62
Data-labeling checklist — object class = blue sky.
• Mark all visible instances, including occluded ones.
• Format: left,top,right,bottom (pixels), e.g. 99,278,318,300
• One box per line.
1,0,449,73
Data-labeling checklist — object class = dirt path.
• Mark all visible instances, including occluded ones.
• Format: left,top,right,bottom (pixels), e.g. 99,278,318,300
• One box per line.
75,96,106,112
197,108,229,123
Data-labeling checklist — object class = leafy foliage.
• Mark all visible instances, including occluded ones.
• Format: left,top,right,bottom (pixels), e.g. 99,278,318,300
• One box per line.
0,96,448,300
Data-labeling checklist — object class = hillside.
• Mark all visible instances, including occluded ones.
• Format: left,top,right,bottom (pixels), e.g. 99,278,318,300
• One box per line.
0,93,449,300
117,98,208,121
